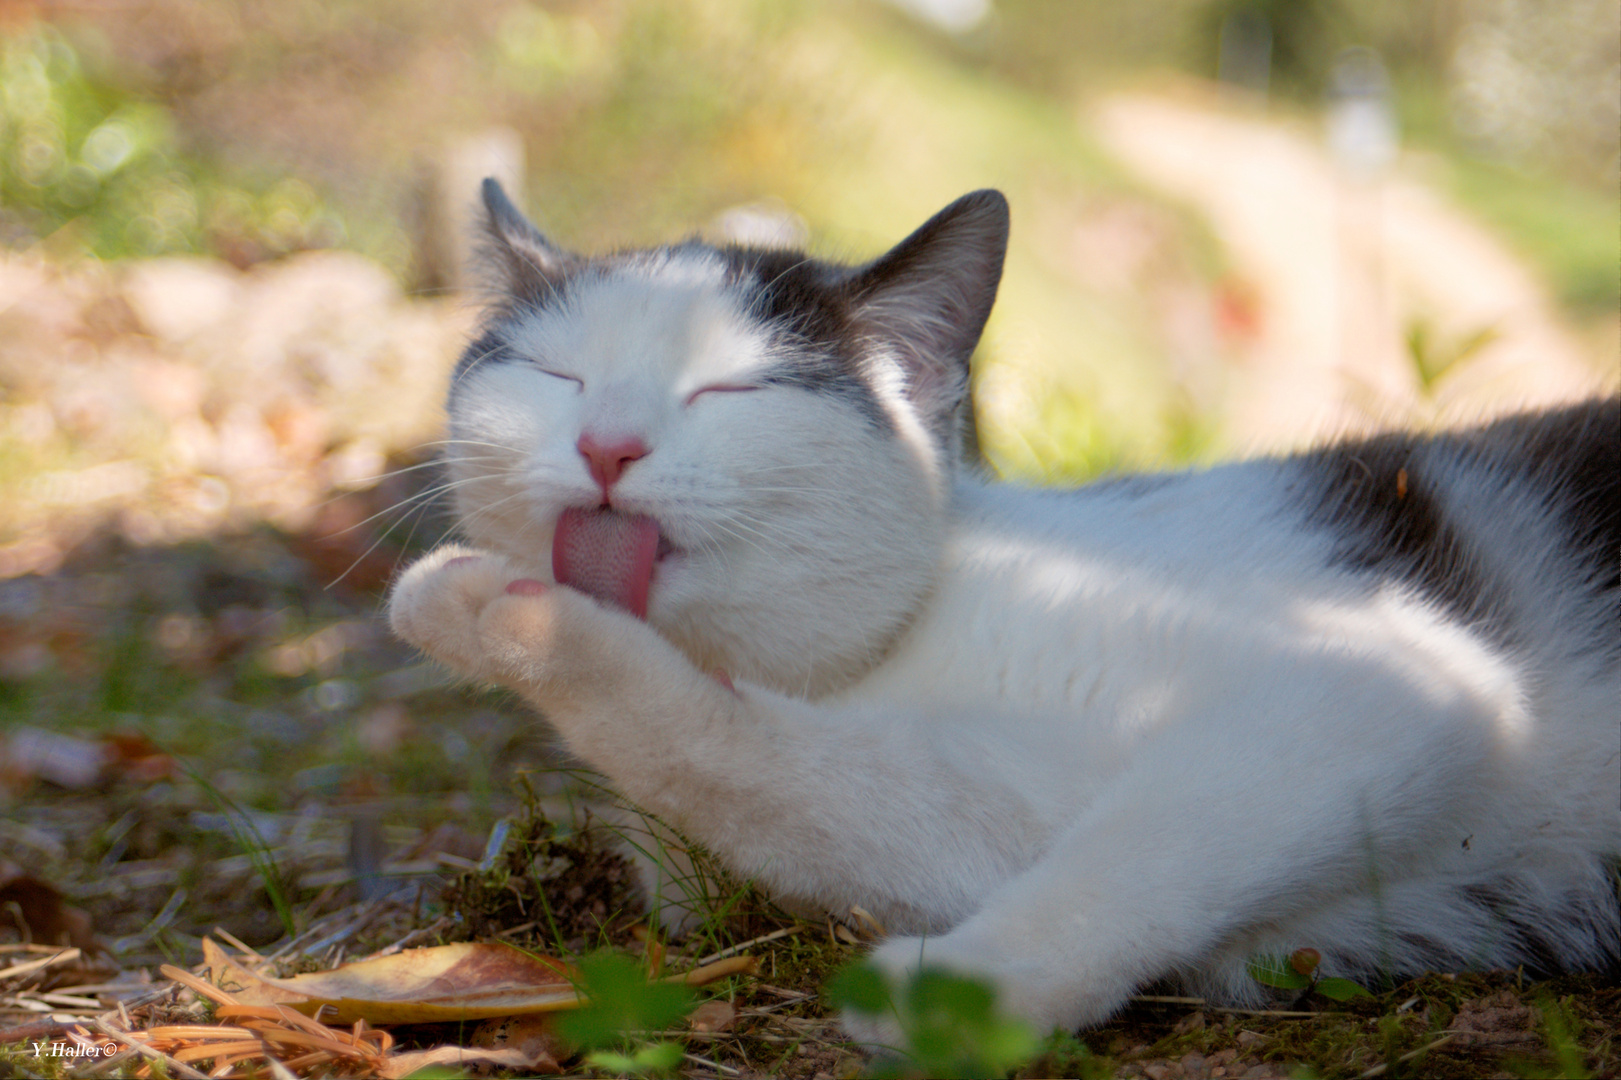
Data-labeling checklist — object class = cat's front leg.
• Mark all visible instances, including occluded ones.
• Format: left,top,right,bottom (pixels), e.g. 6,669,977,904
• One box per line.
388,546,532,681
388,549,745,784
390,547,660,702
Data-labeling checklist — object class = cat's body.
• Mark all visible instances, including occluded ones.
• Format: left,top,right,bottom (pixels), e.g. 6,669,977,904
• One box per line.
389,182,1620,1039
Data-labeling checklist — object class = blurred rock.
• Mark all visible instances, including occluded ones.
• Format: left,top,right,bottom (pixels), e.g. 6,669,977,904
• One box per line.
416,127,526,294
1093,88,1611,450
121,257,242,341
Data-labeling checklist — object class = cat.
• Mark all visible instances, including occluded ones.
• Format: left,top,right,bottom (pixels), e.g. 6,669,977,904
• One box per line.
388,179,1621,1043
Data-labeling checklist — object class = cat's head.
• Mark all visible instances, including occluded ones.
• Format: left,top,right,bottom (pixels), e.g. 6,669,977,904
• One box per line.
445,180,1007,694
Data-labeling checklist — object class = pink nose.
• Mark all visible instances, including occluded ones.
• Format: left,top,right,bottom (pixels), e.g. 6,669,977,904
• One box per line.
577,432,648,494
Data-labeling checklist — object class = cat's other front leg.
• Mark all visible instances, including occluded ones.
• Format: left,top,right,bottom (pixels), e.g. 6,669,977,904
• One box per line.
850,662,1513,1039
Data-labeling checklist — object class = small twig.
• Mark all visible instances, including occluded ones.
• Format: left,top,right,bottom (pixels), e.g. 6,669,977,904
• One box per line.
89,1017,212,1080
0,945,71,956
101,986,172,1013
696,926,803,965
48,979,153,997
365,915,454,960
262,907,354,963
211,927,266,964
298,899,392,959
742,999,810,1016
1130,994,1207,1005
25,991,103,1009
1357,1032,1456,1078
0,1018,70,1044
684,1049,742,1075
109,887,187,954
81,1045,141,1078
266,899,386,964
677,1030,796,1044
159,964,241,1009
667,955,760,986
752,984,814,1001
494,920,539,939
0,947,81,982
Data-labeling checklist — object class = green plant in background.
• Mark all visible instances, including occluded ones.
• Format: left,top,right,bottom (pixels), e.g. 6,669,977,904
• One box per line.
554,951,696,1078
0,21,341,260
0,23,174,251
178,753,299,940
1247,948,1371,1004
1402,317,1499,396
827,959,1039,1079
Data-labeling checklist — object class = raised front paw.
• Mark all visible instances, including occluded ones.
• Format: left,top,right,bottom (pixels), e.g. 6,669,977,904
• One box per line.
388,547,521,679
389,546,634,700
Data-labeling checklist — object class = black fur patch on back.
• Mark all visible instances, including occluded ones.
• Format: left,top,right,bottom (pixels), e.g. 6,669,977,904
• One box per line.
1484,397,1621,596
1296,425,1500,629
1295,397,1620,641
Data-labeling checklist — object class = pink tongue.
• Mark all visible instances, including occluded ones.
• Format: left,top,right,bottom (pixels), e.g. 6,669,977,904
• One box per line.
552,507,661,619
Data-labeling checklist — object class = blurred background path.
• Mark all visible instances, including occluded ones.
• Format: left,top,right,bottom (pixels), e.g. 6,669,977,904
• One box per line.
1093,87,1603,451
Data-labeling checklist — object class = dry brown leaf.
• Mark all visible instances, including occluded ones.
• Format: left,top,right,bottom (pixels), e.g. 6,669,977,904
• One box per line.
195,937,758,1029
688,999,737,1033
0,861,102,954
203,938,579,1023
471,1013,567,1072
201,939,313,1007
100,731,178,784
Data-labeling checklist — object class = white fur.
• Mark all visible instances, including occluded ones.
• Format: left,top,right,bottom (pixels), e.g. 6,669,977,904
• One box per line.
394,263,1621,1044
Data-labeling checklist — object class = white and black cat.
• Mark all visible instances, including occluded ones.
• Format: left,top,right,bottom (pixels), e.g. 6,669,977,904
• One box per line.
388,180,1620,1041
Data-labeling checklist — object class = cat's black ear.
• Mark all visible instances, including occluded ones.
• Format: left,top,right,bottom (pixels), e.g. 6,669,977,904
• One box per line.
848,190,1008,432
479,178,577,301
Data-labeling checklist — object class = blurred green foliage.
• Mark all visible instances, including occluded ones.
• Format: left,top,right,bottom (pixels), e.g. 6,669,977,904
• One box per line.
827,959,1040,1078
1442,158,1619,315
0,22,341,261
555,951,695,1077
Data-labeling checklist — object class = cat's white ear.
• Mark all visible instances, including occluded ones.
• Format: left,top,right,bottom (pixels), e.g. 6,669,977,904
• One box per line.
849,190,1008,428
479,178,577,300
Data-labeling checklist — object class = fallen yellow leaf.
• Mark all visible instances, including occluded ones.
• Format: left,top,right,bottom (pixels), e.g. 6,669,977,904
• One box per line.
205,939,579,1023
196,937,759,1026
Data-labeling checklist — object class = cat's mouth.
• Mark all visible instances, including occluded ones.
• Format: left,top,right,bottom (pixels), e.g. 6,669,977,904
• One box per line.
552,506,673,619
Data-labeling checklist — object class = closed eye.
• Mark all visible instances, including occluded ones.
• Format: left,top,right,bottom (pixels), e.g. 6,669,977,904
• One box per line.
538,369,584,391
684,384,760,407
